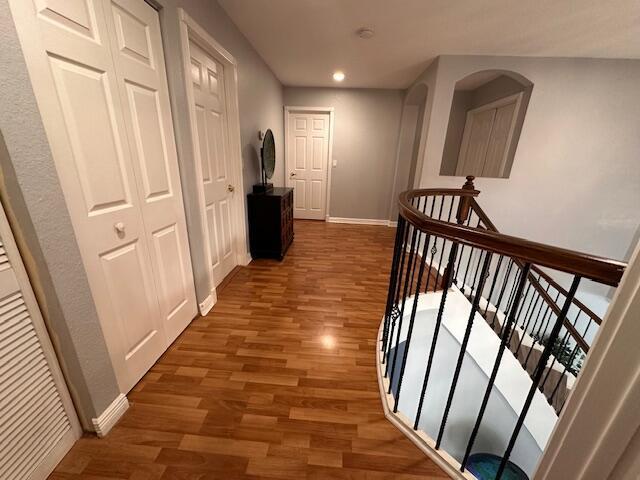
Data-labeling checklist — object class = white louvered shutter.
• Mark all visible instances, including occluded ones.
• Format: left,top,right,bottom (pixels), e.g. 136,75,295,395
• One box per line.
0,203,81,480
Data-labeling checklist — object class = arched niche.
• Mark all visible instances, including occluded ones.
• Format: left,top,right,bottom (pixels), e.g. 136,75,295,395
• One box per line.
440,70,533,178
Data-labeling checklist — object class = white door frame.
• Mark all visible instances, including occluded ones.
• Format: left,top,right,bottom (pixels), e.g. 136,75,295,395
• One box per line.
456,91,523,177
284,106,335,221
178,9,249,314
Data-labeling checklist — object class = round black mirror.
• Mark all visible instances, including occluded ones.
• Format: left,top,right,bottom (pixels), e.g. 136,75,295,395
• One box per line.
262,129,275,180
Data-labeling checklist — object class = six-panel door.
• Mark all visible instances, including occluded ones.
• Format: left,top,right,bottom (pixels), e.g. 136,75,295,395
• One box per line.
189,40,237,287
286,112,330,220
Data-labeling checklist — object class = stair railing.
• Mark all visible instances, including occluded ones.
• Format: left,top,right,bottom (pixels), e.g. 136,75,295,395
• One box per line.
466,185,609,410
380,177,626,478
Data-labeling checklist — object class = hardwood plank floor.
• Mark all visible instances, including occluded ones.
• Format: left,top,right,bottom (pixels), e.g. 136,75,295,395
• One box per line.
51,220,447,479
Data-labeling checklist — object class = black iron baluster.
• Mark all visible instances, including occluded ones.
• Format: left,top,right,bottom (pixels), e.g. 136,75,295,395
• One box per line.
453,213,473,286
382,216,406,353
394,233,431,412
434,197,456,290
466,220,484,297
384,221,412,365
436,251,493,449
535,290,561,340
386,225,420,382
490,260,515,329
482,256,504,316
421,199,438,293
524,295,551,369
515,294,542,356
508,282,532,345
461,263,532,471
414,242,459,430
541,310,582,393
503,269,520,318
499,268,523,338
495,276,581,480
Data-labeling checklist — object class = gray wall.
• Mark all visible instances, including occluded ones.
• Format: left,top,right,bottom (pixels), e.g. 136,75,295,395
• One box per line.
284,87,404,220
158,0,285,303
412,55,640,298
0,0,120,428
390,104,420,219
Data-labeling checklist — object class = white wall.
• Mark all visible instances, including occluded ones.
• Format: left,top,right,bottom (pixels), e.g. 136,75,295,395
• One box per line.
412,56,640,298
283,87,404,221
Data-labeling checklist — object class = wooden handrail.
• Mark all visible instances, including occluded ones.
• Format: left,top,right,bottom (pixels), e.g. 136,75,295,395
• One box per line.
398,191,626,288
398,178,626,356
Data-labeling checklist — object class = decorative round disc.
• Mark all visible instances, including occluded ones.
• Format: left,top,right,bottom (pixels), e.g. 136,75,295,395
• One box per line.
262,129,276,180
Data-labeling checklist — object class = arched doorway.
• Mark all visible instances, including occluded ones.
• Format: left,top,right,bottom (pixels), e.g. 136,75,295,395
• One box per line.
389,83,428,219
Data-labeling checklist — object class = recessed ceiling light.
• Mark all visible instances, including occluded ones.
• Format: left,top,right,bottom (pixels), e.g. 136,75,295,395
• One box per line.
333,71,345,82
356,27,375,39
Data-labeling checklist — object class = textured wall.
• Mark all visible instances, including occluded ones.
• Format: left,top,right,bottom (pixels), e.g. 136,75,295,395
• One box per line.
283,87,403,221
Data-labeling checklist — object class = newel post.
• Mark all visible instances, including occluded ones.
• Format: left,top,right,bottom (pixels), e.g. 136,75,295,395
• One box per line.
456,175,475,225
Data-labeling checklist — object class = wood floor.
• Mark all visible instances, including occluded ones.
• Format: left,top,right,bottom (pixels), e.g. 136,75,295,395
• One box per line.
51,220,447,479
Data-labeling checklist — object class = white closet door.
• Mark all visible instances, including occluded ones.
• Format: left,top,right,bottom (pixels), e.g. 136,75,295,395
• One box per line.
0,203,81,480
483,101,517,177
189,40,236,287
9,0,197,393
103,0,197,342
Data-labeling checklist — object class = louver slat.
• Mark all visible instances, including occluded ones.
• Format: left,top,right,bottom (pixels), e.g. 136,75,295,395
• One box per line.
0,240,73,479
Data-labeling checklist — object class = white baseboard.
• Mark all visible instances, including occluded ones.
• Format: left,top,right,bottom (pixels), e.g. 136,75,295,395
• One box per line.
326,216,397,227
240,251,252,266
198,292,215,316
92,394,129,438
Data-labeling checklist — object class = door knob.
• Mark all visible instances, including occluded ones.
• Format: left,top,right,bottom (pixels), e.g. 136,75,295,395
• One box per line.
114,222,125,233
227,184,235,192
290,172,296,177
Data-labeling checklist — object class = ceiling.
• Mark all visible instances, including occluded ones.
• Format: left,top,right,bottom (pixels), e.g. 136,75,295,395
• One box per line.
218,0,640,89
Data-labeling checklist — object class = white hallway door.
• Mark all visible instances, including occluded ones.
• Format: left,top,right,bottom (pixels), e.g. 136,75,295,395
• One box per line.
286,110,331,220
0,201,81,480
189,40,236,287
10,0,197,393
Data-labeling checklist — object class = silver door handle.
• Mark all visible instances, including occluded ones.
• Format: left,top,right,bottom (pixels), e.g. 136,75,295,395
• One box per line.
290,172,296,177
114,222,125,233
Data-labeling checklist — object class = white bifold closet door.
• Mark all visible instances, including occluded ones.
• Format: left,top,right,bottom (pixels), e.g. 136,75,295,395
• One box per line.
0,202,81,480
9,0,198,393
